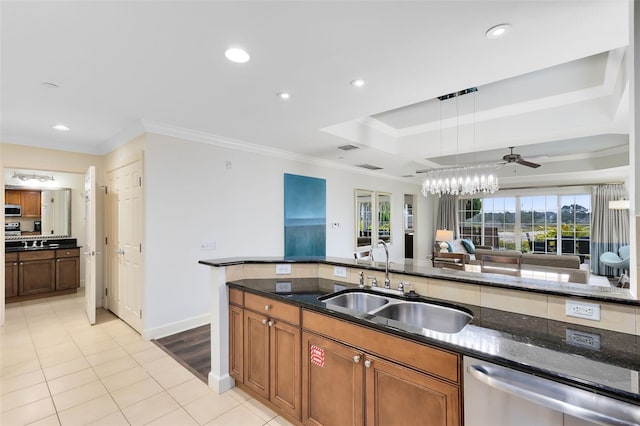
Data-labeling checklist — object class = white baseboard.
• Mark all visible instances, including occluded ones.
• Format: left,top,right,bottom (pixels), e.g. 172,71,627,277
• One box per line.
208,371,235,394
142,313,210,341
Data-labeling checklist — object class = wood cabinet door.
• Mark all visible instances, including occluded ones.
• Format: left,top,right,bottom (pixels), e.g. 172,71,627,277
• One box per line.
302,332,364,426
244,310,270,399
365,355,460,426
56,257,80,290
5,189,21,205
270,319,301,420
19,259,56,295
21,191,41,217
229,305,244,383
5,261,19,298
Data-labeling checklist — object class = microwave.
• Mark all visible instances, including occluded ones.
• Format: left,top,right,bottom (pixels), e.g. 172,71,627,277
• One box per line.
4,204,22,217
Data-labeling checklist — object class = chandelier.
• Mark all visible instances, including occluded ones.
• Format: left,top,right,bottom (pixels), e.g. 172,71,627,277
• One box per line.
421,164,499,196
421,87,500,197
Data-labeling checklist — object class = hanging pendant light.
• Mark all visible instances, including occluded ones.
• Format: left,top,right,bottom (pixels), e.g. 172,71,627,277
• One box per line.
421,88,499,197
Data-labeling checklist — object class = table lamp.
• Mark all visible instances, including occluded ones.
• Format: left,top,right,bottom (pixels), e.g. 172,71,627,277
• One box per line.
435,229,453,253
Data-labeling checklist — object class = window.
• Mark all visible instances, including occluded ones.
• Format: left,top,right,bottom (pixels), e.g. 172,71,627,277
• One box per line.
459,193,591,257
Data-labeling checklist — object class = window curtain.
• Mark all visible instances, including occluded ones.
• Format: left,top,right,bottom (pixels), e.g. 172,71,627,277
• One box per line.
435,194,459,239
591,184,629,276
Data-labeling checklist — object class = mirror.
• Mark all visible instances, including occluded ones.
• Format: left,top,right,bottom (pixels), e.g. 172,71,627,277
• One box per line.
4,185,72,238
356,189,373,248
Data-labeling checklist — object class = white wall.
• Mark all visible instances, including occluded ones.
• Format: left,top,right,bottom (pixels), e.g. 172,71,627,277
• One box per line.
143,133,430,335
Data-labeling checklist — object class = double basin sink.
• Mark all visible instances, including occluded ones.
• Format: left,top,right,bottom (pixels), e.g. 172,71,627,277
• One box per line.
319,290,473,334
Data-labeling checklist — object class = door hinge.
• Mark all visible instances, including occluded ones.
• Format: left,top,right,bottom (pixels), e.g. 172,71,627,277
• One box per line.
139,243,142,252
105,288,108,296
138,177,142,187
105,236,108,245
139,309,142,319
104,186,108,194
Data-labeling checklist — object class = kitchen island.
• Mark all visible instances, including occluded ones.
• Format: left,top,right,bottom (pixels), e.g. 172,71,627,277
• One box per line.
199,257,640,425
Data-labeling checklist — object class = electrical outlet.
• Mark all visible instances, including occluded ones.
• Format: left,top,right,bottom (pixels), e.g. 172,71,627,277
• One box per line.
566,329,600,350
333,266,347,278
275,264,291,275
200,240,216,250
565,301,600,321
275,281,292,293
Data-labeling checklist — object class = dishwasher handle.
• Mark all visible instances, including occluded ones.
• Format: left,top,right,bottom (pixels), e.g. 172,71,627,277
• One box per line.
467,364,640,426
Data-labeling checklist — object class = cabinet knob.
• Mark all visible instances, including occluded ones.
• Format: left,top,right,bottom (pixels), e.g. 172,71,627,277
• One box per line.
353,355,361,363
261,319,267,325
57,259,61,262
13,263,18,266
364,360,372,368
268,320,274,327
265,304,272,311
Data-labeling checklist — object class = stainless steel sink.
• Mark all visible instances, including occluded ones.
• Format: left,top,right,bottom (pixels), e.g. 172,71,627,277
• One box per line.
322,292,390,312
373,301,472,334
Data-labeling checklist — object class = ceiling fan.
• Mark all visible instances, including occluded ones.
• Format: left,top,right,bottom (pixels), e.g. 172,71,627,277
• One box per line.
501,146,542,168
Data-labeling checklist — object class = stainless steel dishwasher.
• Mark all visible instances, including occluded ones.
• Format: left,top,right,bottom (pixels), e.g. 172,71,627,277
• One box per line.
463,357,640,426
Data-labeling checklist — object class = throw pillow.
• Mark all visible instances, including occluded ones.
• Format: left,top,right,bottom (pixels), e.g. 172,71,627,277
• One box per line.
461,239,476,254
446,242,454,252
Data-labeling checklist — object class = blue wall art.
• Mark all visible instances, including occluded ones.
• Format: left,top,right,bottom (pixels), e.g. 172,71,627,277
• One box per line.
284,173,326,257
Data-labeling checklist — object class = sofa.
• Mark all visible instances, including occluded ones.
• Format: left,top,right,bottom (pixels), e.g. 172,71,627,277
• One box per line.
439,239,590,284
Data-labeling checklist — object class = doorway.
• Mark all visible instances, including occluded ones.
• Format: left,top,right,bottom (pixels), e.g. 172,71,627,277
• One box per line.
104,158,144,333
404,194,416,259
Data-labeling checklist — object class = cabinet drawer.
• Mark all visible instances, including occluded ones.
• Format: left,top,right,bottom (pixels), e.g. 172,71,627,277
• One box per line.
245,293,300,325
6,252,18,262
56,248,79,258
229,288,244,306
302,309,460,384
19,250,55,261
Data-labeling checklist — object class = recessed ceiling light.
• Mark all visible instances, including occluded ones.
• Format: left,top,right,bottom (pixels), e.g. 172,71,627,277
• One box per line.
276,92,291,100
485,23,512,39
52,124,70,131
351,79,365,87
41,82,59,89
224,48,250,63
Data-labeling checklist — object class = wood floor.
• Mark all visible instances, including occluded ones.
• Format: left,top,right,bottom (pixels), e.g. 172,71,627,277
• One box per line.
153,324,211,383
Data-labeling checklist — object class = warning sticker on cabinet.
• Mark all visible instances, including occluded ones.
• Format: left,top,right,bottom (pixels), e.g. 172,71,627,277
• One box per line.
310,345,325,367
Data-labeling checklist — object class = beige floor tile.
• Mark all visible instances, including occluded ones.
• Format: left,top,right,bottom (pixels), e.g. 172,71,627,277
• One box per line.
167,378,211,406
146,408,199,426
1,347,39,368
147,364,195,389
92,356,139,378
76,338,120,357
43,358,91,381
52,380,108,412
120,339,156,355
204,403,265,426
1,358,42,380
38,348,84,369
267,415,295,426
227,386,252,402
110,377,163,409
1,382,51,413
0,397,56,426
99,366,150,393
85,410,129,426
138,354,175,372
121,392,180,426
183,392,241,425
243,397,278,422
84,347,129,367
131,347,167,365
25,414,61,426
47,368,98,395
57,394,119,426
0,368,45,395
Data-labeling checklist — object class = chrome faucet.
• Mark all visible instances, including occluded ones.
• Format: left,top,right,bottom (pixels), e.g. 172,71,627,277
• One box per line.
377,240,391,289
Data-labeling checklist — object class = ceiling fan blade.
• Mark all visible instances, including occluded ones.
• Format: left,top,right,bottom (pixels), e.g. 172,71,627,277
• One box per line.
516,158,541,168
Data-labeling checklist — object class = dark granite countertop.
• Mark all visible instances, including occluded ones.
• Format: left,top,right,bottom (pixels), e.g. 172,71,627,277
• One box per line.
5,238,80,253
227,277,640,406
199,256,639,306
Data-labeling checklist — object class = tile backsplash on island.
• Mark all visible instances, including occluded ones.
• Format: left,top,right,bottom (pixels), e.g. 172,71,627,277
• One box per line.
222,262,640,336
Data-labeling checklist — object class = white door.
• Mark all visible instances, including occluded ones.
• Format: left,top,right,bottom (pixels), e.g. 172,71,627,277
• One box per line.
105,159,144,333
84,166,97,325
